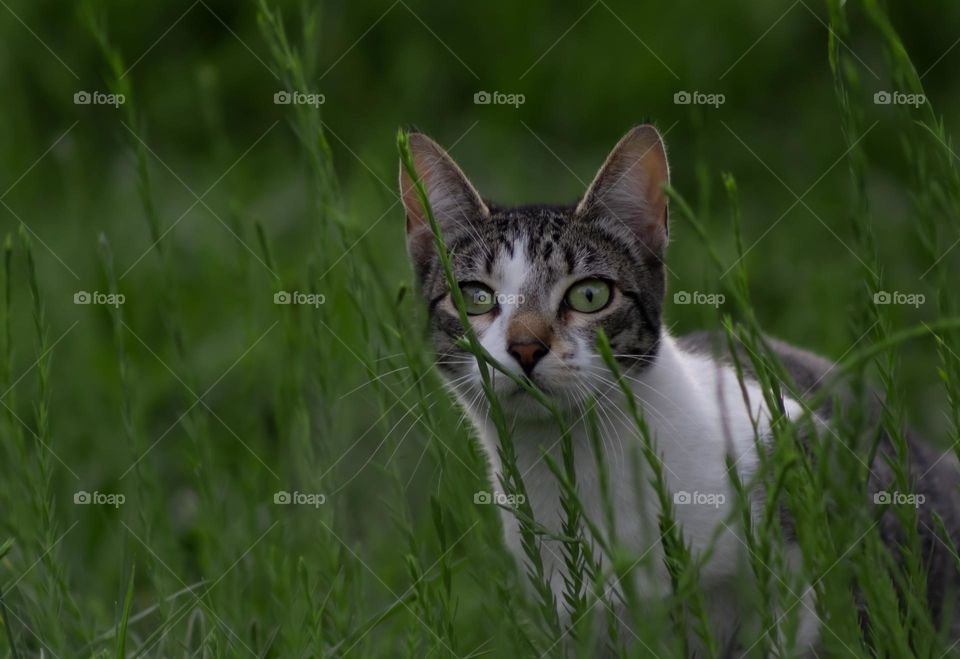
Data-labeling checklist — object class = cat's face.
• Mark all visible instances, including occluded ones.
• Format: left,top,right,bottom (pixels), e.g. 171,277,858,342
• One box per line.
400,126,670,417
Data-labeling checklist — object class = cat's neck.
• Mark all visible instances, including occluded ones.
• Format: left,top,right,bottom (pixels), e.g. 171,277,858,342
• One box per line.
468,331,771,488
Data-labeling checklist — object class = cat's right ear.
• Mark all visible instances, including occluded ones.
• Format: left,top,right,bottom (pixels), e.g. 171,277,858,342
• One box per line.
399,133,488,269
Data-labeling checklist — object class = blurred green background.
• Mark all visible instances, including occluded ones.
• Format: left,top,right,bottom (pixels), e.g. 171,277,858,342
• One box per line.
0,0,958,655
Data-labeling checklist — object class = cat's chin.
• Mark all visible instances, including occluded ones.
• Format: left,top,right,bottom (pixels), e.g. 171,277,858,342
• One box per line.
450,372,586,420
489,381,585,420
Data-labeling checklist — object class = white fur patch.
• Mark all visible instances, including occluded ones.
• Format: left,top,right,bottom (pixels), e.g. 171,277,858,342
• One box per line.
456,330,820,651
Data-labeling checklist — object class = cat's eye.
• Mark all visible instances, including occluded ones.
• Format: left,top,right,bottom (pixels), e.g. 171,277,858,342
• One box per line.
459,282,497,315
565,278,611,313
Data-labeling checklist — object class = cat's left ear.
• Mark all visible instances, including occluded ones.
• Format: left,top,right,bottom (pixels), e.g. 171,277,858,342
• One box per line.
576,125,670,258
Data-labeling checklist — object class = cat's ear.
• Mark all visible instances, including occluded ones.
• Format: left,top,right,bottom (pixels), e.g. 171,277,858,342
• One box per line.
576,125,670,258
400,133,488,265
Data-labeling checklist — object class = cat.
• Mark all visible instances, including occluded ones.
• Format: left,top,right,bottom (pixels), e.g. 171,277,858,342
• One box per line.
398,125,960,654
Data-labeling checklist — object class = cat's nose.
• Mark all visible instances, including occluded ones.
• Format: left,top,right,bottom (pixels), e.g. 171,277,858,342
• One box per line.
508,340,549,375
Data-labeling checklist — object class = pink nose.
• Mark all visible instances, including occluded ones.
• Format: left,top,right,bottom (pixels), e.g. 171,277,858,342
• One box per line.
508,340,549,375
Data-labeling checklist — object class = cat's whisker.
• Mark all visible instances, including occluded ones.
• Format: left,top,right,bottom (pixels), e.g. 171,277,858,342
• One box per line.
567,387,614,475
337,365,413,400
402,405,447,492
442,374,474,391
374,351,406,363
581,364,690,419
594,391,627,466
570,381,614,464
577,380,628,468
579,368,687,454
385,399,442,470
446,380,480,405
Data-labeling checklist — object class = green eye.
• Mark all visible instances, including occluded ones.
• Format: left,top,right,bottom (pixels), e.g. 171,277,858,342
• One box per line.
460,282,497,315
565,278,611,313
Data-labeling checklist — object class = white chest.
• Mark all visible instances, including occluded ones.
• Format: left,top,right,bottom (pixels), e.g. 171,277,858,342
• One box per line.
467,335,803,598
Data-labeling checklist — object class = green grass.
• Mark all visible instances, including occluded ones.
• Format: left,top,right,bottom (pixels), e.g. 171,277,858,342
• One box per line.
0,0,959,656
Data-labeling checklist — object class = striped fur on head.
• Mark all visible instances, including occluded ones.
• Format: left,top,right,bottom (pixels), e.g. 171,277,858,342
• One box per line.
400,126,670,414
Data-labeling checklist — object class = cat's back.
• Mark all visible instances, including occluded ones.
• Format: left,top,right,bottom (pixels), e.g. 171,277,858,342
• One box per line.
677,329,835,400
678,328,960,624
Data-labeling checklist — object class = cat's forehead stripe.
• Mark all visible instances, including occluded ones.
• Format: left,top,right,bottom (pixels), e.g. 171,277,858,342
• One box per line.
496,238,530,288
491,236,567,311
484,207,580,277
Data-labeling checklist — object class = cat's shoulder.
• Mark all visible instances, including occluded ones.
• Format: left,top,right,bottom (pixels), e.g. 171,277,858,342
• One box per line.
676,329,835,398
